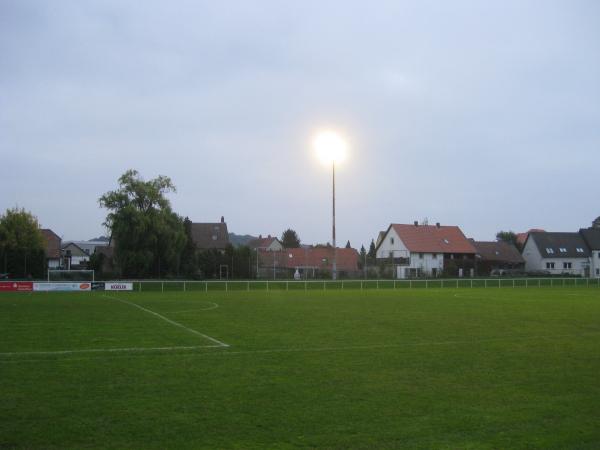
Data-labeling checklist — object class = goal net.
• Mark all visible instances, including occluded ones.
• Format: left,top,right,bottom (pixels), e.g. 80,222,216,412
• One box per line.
47,270,95,282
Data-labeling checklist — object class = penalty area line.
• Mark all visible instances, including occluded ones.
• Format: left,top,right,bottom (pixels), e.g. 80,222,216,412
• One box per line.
0,345,223,357
102,294,229,348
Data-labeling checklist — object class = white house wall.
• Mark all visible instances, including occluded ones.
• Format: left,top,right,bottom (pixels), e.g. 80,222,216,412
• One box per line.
376,227,444,278
590,251,600,278
522,237,589,276
522,237,543,272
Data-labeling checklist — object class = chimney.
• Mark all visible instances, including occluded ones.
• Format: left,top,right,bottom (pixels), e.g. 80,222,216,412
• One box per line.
436,222,440,228
268,234,271,238
220,216,224,223
414,221,419,226
259,234,262,239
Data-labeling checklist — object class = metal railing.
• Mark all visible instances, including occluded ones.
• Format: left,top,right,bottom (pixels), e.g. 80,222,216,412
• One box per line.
121,277,600,293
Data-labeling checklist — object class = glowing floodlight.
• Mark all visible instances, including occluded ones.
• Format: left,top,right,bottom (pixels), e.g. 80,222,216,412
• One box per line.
314,131,347,165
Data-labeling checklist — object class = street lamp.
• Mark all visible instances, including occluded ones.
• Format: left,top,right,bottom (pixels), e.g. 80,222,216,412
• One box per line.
314,131,347,280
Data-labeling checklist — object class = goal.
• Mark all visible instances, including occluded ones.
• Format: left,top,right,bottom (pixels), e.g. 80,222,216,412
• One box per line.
47,270,95,282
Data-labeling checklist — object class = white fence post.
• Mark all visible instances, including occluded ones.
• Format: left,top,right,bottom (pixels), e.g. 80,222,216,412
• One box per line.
161,282,164,292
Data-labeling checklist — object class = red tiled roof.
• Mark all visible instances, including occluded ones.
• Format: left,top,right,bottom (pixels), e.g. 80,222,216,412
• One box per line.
258,247,359,272
390,224,476,254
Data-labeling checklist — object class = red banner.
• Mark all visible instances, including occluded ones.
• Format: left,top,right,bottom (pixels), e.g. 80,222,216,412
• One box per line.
0,282,34,292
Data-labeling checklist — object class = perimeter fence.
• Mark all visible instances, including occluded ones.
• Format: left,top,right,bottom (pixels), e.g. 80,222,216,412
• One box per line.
124,277,600,293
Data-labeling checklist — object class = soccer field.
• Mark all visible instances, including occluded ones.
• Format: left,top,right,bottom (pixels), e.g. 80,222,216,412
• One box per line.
2,287,600,449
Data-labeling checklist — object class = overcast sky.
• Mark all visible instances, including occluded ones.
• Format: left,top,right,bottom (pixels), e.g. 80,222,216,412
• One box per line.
1,0,599,248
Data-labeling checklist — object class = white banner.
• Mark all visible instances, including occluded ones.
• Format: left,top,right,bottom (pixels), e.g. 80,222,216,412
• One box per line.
105,282,133,291
33,282,92,292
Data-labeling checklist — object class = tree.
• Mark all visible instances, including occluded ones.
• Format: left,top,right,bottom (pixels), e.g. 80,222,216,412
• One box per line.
345,240,351,248
0,207,45,277
99,170,186,278
180,217,198,277
358,245,367,270
281,228,301,248
496,230,518,247
368,239,376,258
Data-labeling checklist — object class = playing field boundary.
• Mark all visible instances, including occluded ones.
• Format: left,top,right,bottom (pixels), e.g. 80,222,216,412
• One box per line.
118,277,600,293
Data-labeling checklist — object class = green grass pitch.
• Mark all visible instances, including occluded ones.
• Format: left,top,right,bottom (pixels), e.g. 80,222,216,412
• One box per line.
1,287,600,449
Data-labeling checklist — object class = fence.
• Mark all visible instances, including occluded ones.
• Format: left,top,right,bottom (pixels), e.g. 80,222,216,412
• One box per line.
125,277,600,293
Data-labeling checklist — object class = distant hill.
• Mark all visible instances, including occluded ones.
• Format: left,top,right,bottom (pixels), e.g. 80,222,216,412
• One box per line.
229,233,257,248
88,236,109,242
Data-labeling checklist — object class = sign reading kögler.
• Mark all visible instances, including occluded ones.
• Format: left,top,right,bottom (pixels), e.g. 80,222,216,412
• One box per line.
105,283,133,291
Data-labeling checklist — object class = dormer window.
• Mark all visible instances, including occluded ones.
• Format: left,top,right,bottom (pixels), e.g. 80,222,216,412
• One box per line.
443,239,449,244
576,248,584,253
546,248,554,254
559,248,567,253
212,235,217,241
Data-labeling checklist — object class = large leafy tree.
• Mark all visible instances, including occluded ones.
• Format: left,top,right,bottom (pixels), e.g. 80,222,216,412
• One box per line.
281,228,301,248
496,230,518,247
99,170,186,278
0,207,45,277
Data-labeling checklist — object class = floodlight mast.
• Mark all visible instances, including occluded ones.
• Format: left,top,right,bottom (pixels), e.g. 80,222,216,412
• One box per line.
332,160,337,280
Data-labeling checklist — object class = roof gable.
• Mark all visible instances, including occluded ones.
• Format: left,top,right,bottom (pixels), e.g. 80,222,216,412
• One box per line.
190,222,230,249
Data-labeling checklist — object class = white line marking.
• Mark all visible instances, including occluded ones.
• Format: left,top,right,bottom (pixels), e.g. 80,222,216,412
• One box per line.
0,345,223,357
3,331,600,363
102,294,229,347
171,302,219,313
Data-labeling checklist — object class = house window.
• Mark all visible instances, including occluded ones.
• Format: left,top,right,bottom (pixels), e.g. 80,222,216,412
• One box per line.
563,262,572,269
597,268,600,275
576,248,584,253
546,248,554,254
432,254,438,259
212,235,217,240
390,237,394,245
559,248,567,253
443,239,449,244
389,252,393,258
419,253,424,259
546,262,555,269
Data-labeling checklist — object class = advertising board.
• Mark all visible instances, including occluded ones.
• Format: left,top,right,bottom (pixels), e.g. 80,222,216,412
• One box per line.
0,282,33,292
33,282,92,292
105,282,133,291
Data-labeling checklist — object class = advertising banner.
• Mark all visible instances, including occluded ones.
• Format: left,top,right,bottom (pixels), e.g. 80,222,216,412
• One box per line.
0,282,34,292
105,282,133,291
91,282,105,291
33,282,92,292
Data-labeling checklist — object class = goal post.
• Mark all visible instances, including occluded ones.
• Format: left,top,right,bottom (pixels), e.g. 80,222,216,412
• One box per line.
47,270,95,282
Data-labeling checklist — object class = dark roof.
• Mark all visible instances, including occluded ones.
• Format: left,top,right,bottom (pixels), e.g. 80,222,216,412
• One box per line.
472,241,524,264
580,228,600,250
516,229,545,247
190,222,229,249
528,232,590,258
383,224,476,254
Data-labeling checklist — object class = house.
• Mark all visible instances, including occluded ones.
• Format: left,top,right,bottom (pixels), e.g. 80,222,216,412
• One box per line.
62,240,108,257
248,235,284,252
580,222,600,278
40,229,61,269
375,222,477,278
522,232,590,276
471,240,525,275
61,242,90,269
191,216,230,251
257,247,359,278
